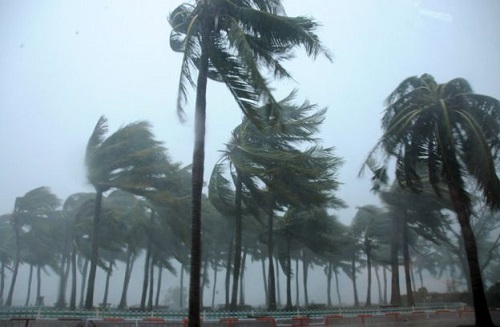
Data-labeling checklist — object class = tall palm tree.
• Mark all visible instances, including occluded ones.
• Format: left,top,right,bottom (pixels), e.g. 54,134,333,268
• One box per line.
363,74,500,326
84,116,167,309
168,1,330,324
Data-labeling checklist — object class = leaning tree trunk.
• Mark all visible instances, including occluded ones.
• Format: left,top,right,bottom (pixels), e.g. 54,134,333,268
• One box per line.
267,209,277,311
239,249,247,306
140,245,151,310
118,251,135,309
225,231,233,306
211,261,218,309
24,264,33,306
36,266,42,306
69,249,77,310
326,262,332,306
448,185,494,326
79,258,89,308
302,252,309,307
351,254,359,307
148,256,154,311
275,257,281,306
102,261,112,307
5,225,21,307
383,266,388,304
187,35,209,327
85,190,103,309
365,245,372,306
390,214,401,305
285,234,293,309
374,265,383,305
230,173,243,311
155,266,163,308
402,212,414,306
334,268,342,306
261,258,268,306
179,264,185,308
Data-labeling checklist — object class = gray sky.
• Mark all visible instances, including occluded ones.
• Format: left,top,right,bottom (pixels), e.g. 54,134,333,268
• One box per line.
1,0,500,307
1,0,500,222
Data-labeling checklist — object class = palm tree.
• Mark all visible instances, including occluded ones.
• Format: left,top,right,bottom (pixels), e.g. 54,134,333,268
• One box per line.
363,74,500,326
84,116,167,309
168,1,330,323
5,187,60,307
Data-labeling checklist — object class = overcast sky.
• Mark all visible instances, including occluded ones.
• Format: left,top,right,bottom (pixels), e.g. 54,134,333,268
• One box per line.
1,0,500,225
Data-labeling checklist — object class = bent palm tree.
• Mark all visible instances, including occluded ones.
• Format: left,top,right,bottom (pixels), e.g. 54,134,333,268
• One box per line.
363,74,500,326
84,116,167,309
169,2,330,324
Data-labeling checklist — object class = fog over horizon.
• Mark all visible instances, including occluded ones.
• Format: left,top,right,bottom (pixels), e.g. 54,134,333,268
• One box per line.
1,0,499,308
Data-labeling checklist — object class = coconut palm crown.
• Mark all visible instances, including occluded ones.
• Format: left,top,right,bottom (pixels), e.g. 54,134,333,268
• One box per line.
363,74,500,326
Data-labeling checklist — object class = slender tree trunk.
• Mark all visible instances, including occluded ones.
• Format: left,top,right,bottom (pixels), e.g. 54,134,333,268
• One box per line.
374,265,383,305
200,257,209,309
230,173,243,310
448,185,494,326
102,261,112,307
334,268,342,306
56,254,70,308
36,266,42,306
148,257,154,311
390,214,401,305
261,258,268,306
25,264,33,306
239,249,247,306
267,210,276,310
402,213,414,306
365,246,372,306
180,264,185,309
155,266,163,308
79,258,89,308
69,249,77,310
275,257,281,306
326,262,332,307
351,254,359,307
302,252,308,307
0,261,4,305
85,190,103,309
187,30,210,327
211,262,218,309
410,265,417,296
285,234,293,309
418,269,424,290
383,266,387,304
225,232,233,306
141,247,151,310
5,225,21,307
118,251,135,309
295,258,300,307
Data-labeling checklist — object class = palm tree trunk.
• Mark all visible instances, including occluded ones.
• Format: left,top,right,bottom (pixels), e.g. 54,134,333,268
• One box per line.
79,258,89,308
448,186,494,326
275,257,281,306
56,255,70,308
374,265,383,305
295,258,299,307
188,36,209,327
239,249,247,306
390,214,401,305
225,232,233,306
5,225,21,307
267,210,277,310
69,249,77,310
383,266,387,304
102,261,112,307
261,258,268,306
411,266,417,294
0,261,5,305
211,262,218,309
36,266,42,306
180,264,185,308
85,190,103,309
351,254,359,307
365,246,372,306
326,262,332,307
334,268,342,306
230,173,243,310
148,257,154,311
141,246,151,310
155,266,163,308
418,268,424,290
402,213,414,306
24,264,33,306
200,257,209,309
302,252,308,307
285,234,293,309
118,251,134,309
